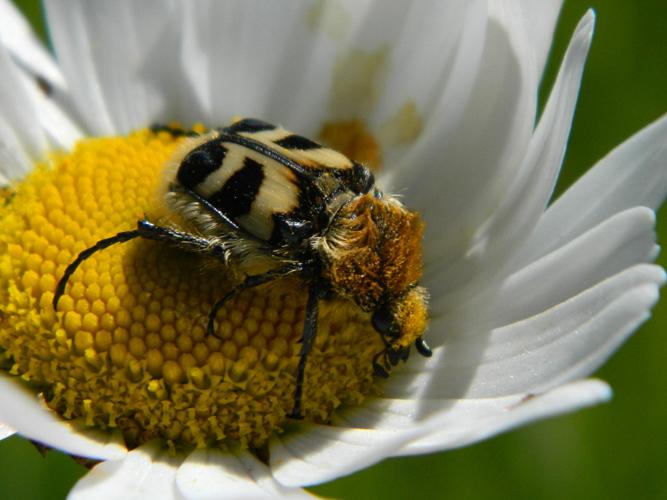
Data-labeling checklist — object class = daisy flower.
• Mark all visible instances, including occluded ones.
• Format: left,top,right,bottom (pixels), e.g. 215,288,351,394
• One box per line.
0,1,665,499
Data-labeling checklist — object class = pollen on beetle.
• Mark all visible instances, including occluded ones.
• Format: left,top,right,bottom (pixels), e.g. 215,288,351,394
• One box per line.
0,129,384,451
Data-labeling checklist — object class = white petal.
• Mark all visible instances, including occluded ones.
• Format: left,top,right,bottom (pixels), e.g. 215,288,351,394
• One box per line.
516,113,667,266
142,0,364,129
176,0,490,157
387,0,534,267
270,423,419,487
23,82,85,150
0,375,126,460
0,0,67,89
176,448,314,499
0,422,15,440
506,0,564,76
394,2,571,304
0,43,48,174
236,453,317,499
69,445,179,500
334,396,481,431
386,264,664,399
273,379,610,483
366,0,487,164
0,117,31,181
179,0,326,128
334,379,609,452
6,57,85,151
0,19,83,154
444,206,658,330
398,379,611,455
45,0,178,134
424,11,595,309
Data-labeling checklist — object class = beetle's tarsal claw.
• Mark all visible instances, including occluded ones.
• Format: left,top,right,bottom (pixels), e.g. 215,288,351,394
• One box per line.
387,348,401,366
372,350,390,378
206,313,217,338
373,362,390,378
287,410,304,420
415,337,432,357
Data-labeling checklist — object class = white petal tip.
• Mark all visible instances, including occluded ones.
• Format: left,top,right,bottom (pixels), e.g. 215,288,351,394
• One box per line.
582,9,596,31
543,379,613,410
580,378,613,404
656,266,667,286
393,380,615,457
575,10,596,48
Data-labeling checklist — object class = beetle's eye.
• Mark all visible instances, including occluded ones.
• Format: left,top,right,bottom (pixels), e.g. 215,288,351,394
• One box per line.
351,163,374,194
371,304,399,338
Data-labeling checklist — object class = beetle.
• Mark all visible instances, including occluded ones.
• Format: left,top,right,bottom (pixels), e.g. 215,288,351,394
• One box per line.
54,118,431,419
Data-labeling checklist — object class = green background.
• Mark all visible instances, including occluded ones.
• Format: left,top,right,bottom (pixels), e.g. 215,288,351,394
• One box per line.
1,1,666,499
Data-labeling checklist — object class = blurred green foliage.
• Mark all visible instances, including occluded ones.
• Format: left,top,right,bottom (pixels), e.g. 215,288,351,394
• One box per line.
1,1,665,499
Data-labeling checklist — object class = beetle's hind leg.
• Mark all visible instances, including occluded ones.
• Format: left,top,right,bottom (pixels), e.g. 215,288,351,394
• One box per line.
206,263,304,337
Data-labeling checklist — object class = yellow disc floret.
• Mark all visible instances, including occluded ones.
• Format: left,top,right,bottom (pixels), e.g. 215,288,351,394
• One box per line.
0,129,383,450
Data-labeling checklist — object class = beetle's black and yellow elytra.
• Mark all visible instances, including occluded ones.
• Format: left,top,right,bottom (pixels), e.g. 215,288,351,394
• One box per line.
54,118,431,419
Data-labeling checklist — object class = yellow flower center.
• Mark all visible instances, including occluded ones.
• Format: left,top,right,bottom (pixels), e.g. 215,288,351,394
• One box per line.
0,128,384,450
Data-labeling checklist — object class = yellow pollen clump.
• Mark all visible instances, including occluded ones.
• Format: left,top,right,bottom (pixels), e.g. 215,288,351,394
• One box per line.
319,120,382,172
0,129,383,450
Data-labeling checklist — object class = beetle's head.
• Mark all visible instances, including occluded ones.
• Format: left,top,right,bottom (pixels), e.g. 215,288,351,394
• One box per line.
370,287,431,377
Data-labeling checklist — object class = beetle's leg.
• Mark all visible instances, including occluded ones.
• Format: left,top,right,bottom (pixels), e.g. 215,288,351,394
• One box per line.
54,219,225,310
287,283,322,419
415,337,433,357
206,263,304,337
372,350,390,379
136,219,225,256
149,124,200,137
53,229,141,309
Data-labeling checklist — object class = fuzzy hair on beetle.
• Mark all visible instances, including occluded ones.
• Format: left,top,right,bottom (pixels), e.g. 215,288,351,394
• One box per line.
53,118,432,419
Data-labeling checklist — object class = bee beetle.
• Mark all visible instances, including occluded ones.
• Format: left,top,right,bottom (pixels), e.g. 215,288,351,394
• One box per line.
54,118,432,419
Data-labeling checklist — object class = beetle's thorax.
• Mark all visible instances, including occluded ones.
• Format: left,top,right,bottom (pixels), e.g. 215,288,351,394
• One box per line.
316,193,425,312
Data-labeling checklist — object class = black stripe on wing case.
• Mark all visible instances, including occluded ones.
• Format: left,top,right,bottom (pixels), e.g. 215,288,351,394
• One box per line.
207,157,265,218
177,142,228,189
219,133,310,178
226,118,276,134
274,134,322,150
